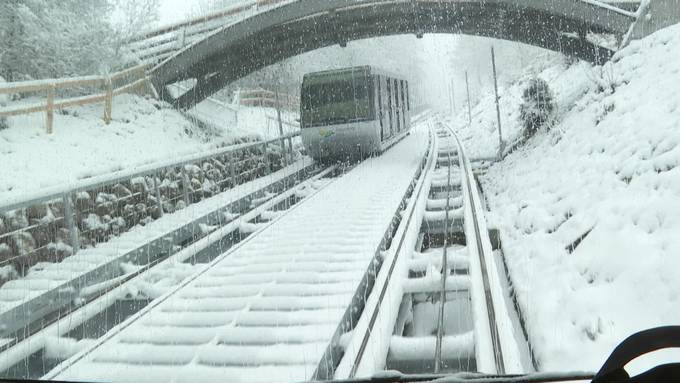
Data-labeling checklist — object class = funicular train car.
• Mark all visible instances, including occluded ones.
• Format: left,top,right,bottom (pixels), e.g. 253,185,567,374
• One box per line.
300,66,411,161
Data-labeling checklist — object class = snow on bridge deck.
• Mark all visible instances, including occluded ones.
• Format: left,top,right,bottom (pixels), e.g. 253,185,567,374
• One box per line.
51,125,429,383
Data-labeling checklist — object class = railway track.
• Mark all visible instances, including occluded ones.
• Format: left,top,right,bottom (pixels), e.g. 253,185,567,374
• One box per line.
0,134,303,341
35,120,431,383
2,116,534,382
0,162,338,378
332,117,534,379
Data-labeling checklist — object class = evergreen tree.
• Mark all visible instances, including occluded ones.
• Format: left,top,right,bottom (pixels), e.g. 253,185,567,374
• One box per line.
112,0,161,44
0,1,117,81
519,78,555,137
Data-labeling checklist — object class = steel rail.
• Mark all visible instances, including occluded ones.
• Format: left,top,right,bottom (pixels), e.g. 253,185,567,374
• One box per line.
443,122,506,374
309,370,594,383
434,146,453,372
345,128,435,378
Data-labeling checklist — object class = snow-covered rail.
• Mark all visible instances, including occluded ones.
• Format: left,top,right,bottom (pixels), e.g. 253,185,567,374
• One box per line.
39,121,431,383
333,116,534,379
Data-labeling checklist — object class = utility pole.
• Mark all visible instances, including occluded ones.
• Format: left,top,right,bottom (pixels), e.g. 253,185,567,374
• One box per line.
450,79,457,115
274,88,288,168
491,46,505,159
465,71,472,126
447,81,453,117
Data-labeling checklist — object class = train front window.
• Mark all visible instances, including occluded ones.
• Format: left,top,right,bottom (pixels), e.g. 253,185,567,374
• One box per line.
301,77,373,127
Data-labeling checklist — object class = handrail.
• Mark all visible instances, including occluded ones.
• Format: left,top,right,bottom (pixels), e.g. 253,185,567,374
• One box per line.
0,65,148,95
124,1,259,44
122,0,296,66
124,0,292,45
0,131,300,215
578,0,639,18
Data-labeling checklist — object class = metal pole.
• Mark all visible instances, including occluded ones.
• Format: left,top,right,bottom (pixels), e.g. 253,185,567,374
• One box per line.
451,79,457,115
263,141,271,174
447,81,453,117
465,71,472,126
491,46,505,159
287,137,294,164
274,88,289,168
62,193,79,254
153,174,164,218
229,152,238,187
180,166,191,205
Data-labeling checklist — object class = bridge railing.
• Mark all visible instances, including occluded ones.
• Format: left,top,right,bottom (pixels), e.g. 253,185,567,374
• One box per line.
0,64,151,134
0,130,300,287
126,0,292,66
127,0,640,67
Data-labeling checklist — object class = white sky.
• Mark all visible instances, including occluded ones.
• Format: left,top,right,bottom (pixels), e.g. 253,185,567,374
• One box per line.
159,0,200,25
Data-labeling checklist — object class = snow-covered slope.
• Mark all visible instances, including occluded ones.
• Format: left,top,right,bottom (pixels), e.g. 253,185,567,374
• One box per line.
188,100,299,141
456,25,680,372
0,95,210,201
0,94,298,203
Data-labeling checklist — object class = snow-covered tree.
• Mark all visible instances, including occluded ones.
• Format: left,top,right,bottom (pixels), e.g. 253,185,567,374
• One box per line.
0,0,24,82
519,78,555,137
0,0,117,81
0,76,8,130
112,0,161,44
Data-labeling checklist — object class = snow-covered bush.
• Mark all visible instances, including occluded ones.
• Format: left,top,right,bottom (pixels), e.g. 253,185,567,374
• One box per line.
0,110,7,131
519,78,555,138
0,76,8,131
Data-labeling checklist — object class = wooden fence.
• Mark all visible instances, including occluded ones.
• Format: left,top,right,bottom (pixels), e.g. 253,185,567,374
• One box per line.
0,64,152,134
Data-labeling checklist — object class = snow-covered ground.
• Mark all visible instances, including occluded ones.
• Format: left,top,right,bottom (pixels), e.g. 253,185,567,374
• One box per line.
0,94,299,203
454,24,680,372
188,98,300,141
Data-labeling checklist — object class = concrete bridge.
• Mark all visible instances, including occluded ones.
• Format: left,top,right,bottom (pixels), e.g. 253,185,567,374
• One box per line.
138,0,642,109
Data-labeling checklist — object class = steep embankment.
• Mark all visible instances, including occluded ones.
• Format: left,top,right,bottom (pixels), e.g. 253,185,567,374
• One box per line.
0,95,213,201
458,25,680,372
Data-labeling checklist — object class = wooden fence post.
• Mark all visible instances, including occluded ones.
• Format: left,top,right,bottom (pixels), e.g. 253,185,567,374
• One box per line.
104,76,113,124
46,84,55,134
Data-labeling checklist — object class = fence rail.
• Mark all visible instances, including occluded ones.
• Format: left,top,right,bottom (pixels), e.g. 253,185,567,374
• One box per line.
0,64,150,133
